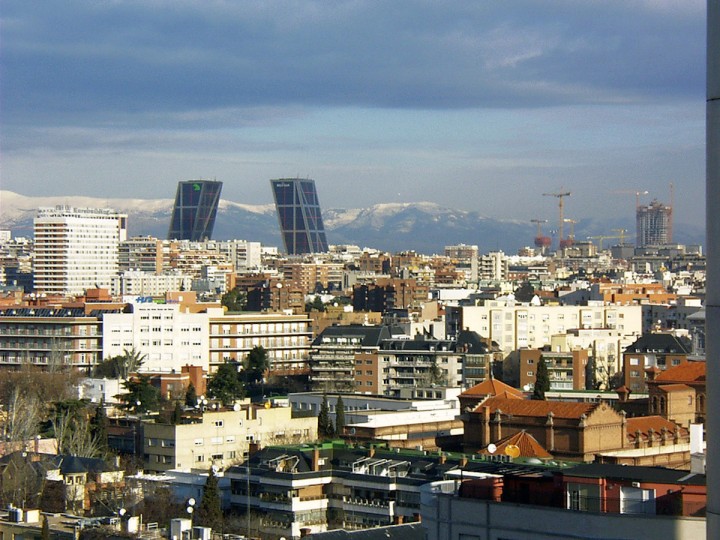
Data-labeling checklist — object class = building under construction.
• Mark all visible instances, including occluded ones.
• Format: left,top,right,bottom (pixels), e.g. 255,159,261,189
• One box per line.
636,199,673,247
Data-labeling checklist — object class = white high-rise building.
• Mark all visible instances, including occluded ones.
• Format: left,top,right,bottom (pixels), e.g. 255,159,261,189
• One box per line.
33,205,128,296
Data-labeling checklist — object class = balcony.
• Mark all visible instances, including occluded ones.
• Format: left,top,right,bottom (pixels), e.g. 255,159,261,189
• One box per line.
343,497,395,516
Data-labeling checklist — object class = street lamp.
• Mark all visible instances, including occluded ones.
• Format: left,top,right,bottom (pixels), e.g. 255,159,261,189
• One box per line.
186,497,196,538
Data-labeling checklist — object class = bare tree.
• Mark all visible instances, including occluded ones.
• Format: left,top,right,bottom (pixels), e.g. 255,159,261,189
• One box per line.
4,384,41,443
52,408,105,458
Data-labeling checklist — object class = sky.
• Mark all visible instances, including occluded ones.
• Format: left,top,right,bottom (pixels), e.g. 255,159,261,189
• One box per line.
0,0,707,228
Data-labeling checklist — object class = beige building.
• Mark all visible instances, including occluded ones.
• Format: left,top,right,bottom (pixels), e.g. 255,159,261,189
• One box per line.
208,310,313,375
142,402,318,473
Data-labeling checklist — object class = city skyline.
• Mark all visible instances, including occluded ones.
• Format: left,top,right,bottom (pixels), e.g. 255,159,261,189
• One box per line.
0,1,706,228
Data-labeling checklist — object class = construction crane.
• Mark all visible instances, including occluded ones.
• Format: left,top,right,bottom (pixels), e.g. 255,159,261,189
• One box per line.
543,191,571,247
531,219,551,252
587,234,625,251
560,218,578,249
612,189,649,209
612,228,628,244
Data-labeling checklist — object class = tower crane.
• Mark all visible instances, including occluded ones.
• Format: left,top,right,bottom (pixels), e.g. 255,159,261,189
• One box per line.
612,189,648,209
531,219,551,253
612,228,628,245
587,234,625,251
543,191,571,247
560,218,578,249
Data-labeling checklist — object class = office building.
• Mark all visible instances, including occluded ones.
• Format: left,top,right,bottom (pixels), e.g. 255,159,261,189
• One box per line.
168,180,223,241
636,199,673,247
270,178,329,255
33,206,127,296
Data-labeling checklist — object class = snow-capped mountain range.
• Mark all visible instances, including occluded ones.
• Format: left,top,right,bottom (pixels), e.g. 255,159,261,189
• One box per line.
0,191,704,255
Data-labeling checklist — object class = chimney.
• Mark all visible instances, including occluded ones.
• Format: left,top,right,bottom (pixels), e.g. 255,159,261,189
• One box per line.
460,455,468,467
369,444,375,458
312,446,320,472
439,453,446,465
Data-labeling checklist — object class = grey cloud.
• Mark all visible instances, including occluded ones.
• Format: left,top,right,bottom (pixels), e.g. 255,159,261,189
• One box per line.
1,0,705,129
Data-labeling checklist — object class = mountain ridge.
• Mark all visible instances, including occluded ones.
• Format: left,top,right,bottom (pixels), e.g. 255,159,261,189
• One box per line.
0,191,704,255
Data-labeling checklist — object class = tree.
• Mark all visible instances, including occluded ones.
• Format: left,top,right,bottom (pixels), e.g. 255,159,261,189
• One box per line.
305,296,325,312
318,395,334,439
171,401,184,425
334,396,346,436
94,347,147,379
244,346,269,386
222,288,247,312
117,375,160,413
185,382,198,407
41,515,50,540
90,402,109,454
532,357,550,400
514,282,536,303
51,401,106,458
207,362,244,406
195,468,223,532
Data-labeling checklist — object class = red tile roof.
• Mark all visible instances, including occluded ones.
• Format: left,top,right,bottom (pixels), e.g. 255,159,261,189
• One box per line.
460,378,524,399
478,430,552,459
626,416,688,444
658,383,692,393
476,397,598,419
654,361,706,383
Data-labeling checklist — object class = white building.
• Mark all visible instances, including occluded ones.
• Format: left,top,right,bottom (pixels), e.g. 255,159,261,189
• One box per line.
460,301,642,354
478,251,508,281
102,301,209,372
111,270,193,297
33,205,127,295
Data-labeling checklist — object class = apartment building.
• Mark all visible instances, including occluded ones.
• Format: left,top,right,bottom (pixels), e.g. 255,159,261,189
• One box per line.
102,301,209,373
622,333,692,393
111,270,193,297
208,311,313,375
379,338,464,397
519,347,589,392
225,442,440,538
308,325,392,392
33,205,127,296
142,402,318,473
0,307,115,370
459,302,642,354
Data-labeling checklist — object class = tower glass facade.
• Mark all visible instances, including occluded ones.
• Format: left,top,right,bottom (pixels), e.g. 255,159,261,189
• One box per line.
270,178,329,255
168,180,223,241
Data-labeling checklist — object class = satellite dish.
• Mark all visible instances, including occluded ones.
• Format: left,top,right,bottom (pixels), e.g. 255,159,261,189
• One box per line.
487,443,497,454
233,403,241,412
523,384,531,392
505,444,521,458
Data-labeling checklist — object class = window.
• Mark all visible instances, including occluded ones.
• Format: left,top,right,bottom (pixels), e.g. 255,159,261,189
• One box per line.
194,439,204,446
527,371,534,376
214,420,224,427
527,359,534,364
